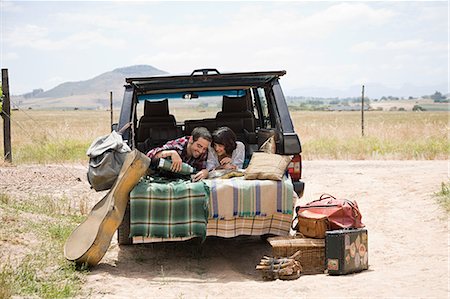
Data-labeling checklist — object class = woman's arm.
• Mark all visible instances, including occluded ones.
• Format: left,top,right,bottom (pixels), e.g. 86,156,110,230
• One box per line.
206,146,219,170
231,141,245,169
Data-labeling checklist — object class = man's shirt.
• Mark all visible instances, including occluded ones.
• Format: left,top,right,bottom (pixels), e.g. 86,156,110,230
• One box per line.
146,136,207,171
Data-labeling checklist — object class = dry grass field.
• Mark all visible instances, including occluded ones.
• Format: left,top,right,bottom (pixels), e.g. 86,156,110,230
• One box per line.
0,109,448,163
292,111,449,160
1,110,112,164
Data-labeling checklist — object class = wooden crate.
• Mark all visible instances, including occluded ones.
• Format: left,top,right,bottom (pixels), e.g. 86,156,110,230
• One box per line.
268,236,326,275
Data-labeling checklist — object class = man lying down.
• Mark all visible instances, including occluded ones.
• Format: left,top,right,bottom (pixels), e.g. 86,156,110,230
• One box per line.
146,126,246,181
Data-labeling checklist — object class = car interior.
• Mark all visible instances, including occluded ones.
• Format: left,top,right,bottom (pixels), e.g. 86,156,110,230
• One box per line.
134,89,269,166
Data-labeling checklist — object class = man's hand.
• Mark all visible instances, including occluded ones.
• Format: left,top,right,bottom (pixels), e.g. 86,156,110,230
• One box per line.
158,150,182,172
168,151,182,172
192,169,209,182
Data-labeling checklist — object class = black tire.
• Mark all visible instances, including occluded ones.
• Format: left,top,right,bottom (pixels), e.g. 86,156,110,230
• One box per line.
117,202,133,245
260,233,276,242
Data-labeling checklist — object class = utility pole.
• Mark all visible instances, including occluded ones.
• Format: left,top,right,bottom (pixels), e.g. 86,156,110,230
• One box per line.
110,91,113,129
361,85,365,137
1,69,12,162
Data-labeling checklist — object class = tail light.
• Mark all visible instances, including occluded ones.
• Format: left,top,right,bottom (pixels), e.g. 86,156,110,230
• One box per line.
288,154,302,181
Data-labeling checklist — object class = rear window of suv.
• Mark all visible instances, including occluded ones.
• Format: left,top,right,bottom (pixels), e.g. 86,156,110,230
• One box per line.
136,89,246,122
135,87,275,128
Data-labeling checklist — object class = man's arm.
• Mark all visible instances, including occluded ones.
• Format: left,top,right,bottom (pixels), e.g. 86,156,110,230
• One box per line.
192,169,209,182
147,138,186,172
154,150,182,172
191,152,210,182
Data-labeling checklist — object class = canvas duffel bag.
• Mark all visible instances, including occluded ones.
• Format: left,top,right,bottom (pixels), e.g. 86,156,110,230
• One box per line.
86,128,131,191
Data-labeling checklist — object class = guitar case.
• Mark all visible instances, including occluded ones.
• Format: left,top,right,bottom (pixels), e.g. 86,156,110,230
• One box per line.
64,149,150,266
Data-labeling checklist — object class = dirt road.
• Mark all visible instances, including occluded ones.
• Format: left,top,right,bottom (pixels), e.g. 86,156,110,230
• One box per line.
1,160,448,298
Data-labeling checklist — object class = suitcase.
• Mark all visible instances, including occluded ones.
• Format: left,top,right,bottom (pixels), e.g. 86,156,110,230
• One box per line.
325,228,368,275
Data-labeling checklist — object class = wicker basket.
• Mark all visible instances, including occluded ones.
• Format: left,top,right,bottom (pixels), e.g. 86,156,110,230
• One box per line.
268,236,325,275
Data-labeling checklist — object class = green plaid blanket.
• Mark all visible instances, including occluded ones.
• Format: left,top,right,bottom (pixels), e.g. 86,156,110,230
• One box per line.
130,177,210,239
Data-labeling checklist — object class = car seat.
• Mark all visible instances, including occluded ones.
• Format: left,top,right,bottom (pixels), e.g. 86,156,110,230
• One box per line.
136,99,182,152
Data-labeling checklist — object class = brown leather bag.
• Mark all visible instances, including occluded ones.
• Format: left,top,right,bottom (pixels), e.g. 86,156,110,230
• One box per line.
296,194,365,230
292,209,330,239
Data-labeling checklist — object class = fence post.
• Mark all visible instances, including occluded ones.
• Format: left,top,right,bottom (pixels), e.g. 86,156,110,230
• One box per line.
361,85,365,137
1,69,12,162
110,91,113,129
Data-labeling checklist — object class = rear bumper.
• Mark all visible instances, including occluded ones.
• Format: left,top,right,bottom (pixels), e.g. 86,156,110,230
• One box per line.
293,180,305,198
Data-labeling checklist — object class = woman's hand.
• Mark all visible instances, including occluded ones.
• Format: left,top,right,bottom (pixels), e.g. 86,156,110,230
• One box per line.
220,157,232,165
219,157,236,170
222,163,237,170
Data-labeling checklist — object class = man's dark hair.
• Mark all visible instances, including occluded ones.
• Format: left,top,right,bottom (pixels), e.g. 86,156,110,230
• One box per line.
212,127,237,155
191,127,212,142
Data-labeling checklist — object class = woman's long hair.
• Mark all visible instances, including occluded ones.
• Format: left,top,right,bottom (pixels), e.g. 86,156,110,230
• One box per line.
212,127,237,156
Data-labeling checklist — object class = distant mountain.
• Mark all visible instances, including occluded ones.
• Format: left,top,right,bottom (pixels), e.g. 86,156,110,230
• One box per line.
286,82,448,99
35,65,167,98
13,65,447,109
12,65,168,109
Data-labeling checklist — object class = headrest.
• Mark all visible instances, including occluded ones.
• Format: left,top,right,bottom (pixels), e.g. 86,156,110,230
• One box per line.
222,95,249,113
144,99,170,117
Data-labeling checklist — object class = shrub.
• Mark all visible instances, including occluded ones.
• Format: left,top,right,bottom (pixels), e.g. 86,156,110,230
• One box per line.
412,105,426,111
435,182,450,213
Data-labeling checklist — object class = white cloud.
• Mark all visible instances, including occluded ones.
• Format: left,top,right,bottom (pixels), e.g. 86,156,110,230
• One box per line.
321,2,395,22
123,2,398,53
384,39,446,52
62,31,127,50
292,63,361,88
47,76,64,86
2,52,19,61
386,39,426,50
1,2,446,95
3,3,398,57
417,5,447,22
4,24,126,51
351,41,378,53
351,77,369,87
5,24,49,47
54,12,152,31
1,1,23,13
296,3,396,38
351,39,447,54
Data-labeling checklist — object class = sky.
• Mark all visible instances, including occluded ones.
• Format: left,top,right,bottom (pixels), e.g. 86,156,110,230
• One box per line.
0,1,448,97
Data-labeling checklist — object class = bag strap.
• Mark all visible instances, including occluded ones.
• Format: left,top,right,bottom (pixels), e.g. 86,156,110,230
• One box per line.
344,200,361,218
306,193,336,205
306,194,362,219
291,214,299,231
118,122,132,134
319,193,336,201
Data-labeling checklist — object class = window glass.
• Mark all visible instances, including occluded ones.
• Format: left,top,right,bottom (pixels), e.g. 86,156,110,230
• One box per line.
136,90,245,122
256,87,271,128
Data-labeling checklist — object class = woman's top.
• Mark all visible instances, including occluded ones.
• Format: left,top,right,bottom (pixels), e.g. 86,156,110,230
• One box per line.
206,141,245,170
